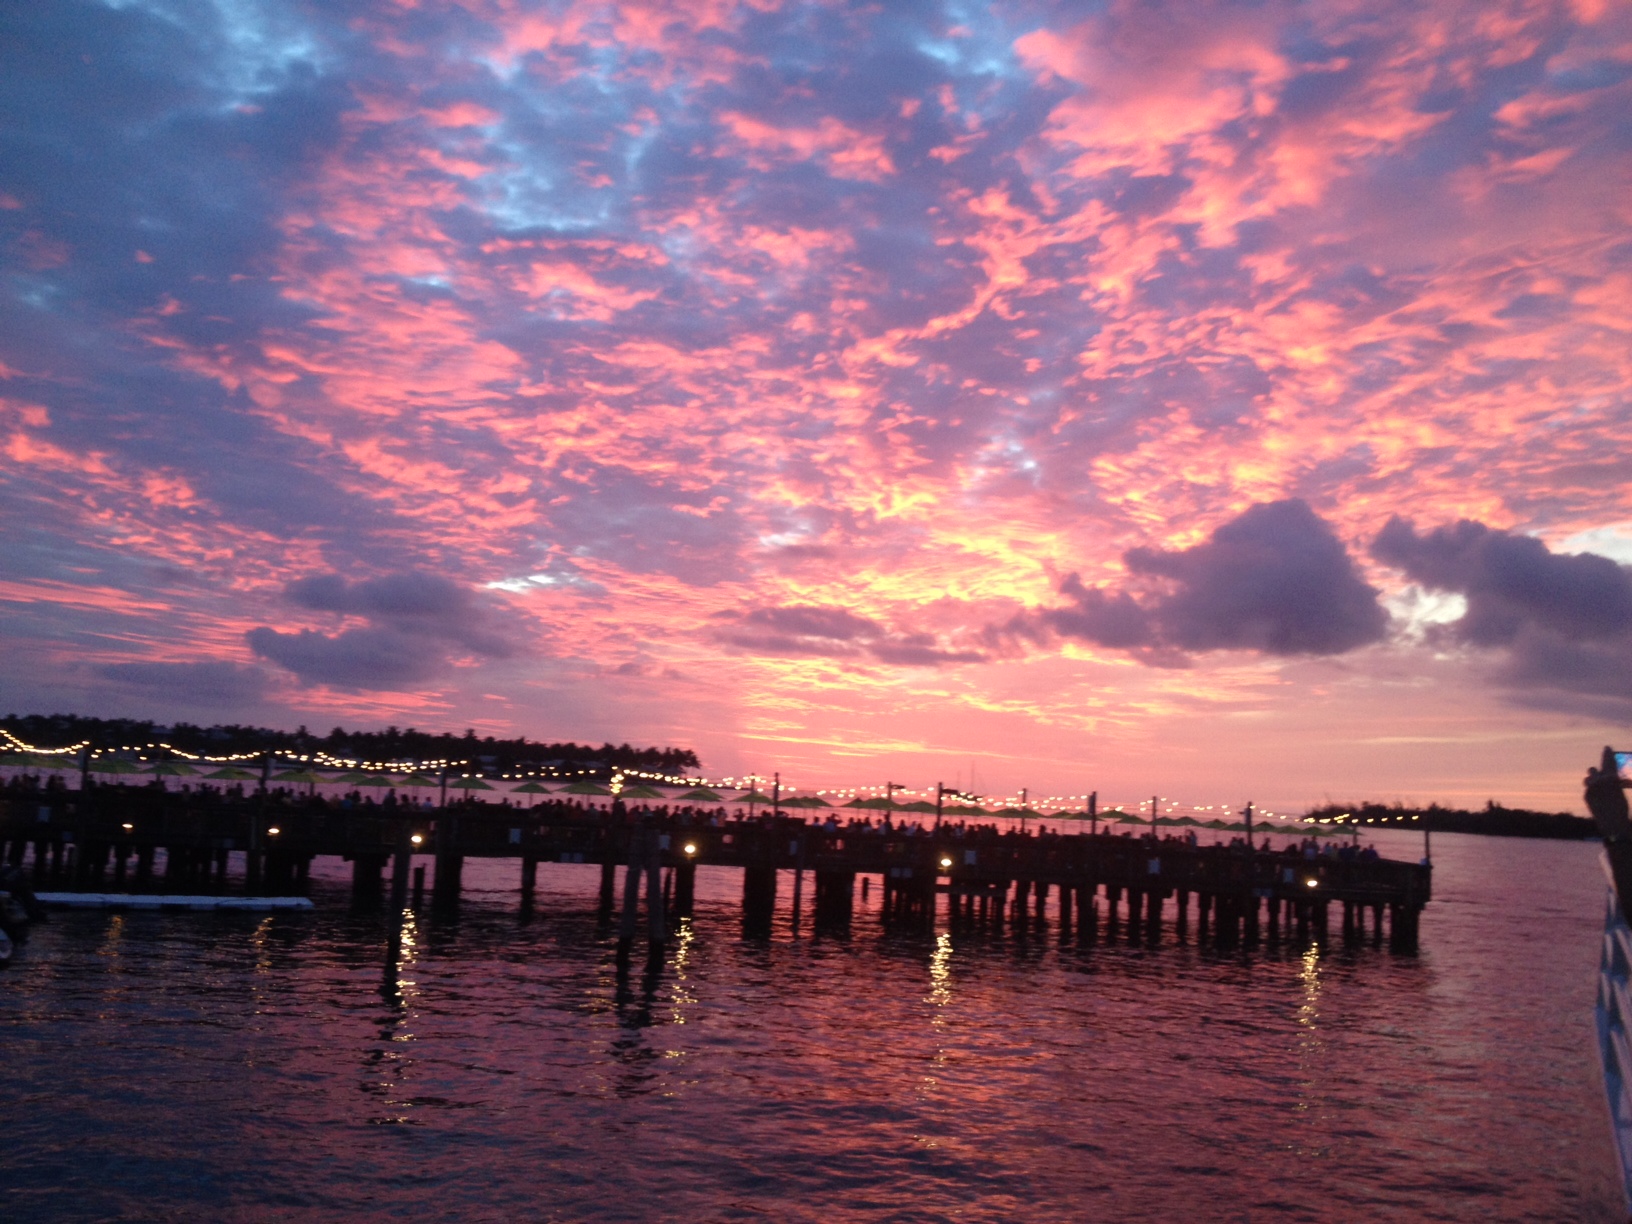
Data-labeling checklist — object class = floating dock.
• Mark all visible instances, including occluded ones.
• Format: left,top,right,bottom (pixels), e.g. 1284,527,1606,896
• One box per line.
34,892,314,911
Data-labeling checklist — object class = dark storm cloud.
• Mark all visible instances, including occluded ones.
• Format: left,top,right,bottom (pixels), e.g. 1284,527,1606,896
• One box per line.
1042,578,1153,650
248,572,522,690
246,625,448,690
1373,517,1632,708
1126,500,1391,655
1023,500,1390,660
716,604,984,667
1373,518,1632,645
96,660,270,705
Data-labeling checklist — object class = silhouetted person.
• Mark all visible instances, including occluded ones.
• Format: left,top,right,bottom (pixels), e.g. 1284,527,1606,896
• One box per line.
1586,746,1631,841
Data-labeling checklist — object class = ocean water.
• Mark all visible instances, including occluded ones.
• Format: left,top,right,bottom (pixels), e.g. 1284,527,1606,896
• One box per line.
0,828,1622,1222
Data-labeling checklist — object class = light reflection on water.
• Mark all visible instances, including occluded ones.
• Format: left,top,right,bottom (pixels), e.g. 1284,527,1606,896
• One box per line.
0,829,1624,1222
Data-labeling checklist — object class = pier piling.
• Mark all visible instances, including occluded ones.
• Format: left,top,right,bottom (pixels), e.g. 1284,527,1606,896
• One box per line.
742,864,777,936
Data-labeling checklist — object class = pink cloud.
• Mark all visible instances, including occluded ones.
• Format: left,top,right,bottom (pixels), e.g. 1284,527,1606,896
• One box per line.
720,113,897,181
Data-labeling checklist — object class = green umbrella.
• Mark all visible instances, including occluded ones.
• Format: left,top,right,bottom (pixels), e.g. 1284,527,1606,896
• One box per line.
203,766,259,781
511,780,552,807
446,777,494,791
148,761,200,777
401,772,440,787
272,769,325,785
997,806,1043,819
845,796,897,809
617,783,667,800
560,780,612,796
675,786,723,802
4,750,65,768
1115,813,1151,825
897,800,940,814
779,795,832,808
732,790,776,804
90,757,145,775
349,773,400,789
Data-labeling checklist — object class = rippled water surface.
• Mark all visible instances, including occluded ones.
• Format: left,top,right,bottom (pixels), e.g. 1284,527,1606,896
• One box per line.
1,829,1622,1222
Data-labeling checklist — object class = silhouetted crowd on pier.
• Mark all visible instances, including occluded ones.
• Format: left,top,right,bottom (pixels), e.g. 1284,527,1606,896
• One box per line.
3,772,1383,858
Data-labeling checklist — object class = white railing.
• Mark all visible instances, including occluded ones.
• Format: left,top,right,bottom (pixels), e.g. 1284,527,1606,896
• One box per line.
1596,851,1632,1211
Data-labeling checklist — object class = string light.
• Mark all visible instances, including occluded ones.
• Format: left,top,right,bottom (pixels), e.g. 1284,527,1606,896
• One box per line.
3,729,1303,825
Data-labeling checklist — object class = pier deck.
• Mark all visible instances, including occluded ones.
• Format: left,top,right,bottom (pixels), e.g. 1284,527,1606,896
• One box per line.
0,790,1431,952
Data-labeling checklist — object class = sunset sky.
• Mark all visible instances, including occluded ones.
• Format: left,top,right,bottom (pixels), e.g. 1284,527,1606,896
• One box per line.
3,0,1630,811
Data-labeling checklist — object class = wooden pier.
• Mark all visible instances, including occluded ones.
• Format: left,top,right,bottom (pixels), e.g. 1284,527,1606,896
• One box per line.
0,790,1432,955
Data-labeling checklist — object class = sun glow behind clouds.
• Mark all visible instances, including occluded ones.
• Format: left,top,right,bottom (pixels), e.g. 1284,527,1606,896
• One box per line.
1,0,1631,809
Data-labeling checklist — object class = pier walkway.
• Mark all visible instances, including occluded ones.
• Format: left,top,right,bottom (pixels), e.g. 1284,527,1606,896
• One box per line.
0,789,1431,954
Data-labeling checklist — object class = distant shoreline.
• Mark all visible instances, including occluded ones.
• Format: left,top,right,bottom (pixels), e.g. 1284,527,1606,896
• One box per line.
1305,802,1595,841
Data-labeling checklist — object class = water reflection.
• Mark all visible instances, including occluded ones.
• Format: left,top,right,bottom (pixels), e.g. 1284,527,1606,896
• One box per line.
668,918,696,1028
609,958,665,1099
928,932,954,1012
920,932,955,1104
368,909,420,1125
1293,942,1329,1155
2,835,1618,1221
379,908,419,1011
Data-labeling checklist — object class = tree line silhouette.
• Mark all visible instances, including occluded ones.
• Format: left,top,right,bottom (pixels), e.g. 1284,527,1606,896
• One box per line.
1305,799,1593,840
1,713,700,775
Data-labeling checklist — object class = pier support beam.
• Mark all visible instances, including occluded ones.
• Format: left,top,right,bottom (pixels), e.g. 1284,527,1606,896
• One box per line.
674,862,697,918
1077,884,1097,943
645,850,665,957
743,864,777,936
433,811,461,912
617,849,642,961
352,853,387,907
520,855,538,913
431,854,463,911
390,829,411,910
1389,904,1420,953
813,870,853,930
1214,895,1238,950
